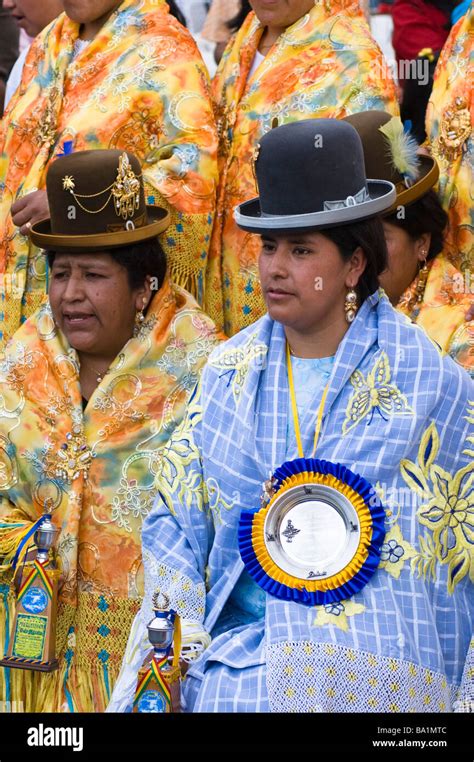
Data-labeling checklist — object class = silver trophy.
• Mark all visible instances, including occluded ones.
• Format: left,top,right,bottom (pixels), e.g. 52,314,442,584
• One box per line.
34,514,58,564
147,591,175,661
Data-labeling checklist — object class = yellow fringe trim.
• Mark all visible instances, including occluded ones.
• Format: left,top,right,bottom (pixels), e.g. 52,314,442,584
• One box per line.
0,588,140,712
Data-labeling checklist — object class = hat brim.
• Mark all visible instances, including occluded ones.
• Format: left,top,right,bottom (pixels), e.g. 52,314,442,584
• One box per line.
29,205,170,252
234,180,396,234
384,155,439,214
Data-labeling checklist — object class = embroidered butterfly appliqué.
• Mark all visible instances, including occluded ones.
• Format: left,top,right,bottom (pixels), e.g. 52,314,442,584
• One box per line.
342,351,414,435
209,333,268,406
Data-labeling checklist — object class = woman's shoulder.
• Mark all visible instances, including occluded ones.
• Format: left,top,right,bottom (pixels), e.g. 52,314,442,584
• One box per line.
206,314,271,364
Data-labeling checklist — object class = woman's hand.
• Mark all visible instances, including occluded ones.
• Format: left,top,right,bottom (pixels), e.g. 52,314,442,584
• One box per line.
11,190,49,236
466,303,474,322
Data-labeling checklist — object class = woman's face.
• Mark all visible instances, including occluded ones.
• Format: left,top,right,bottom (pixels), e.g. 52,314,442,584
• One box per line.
63,0,120,28
379,221,429,305
49,252,146,360
258,231,365,335
250,0,315,29
3,0,63,37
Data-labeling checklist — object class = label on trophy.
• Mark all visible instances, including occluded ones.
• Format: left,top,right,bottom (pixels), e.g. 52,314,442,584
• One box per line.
11,614,48,660
136,689,168,714
22,587,49,614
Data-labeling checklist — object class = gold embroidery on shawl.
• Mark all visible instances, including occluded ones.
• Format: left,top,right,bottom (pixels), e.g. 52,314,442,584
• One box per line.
342,351,414,435
400,421,474,592
208,332,268,406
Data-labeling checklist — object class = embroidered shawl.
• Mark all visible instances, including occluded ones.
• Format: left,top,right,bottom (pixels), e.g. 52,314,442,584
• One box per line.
111,291,473,713
204,0,399,335
426,7,473,275
397,256,474,376
0,278,219,711
0,0,218,345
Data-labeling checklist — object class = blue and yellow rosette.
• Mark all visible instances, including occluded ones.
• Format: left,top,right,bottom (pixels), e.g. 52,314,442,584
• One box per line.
238,458,385,606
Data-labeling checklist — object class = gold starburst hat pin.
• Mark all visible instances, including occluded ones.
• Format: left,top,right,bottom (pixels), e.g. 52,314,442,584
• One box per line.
30,149,170,251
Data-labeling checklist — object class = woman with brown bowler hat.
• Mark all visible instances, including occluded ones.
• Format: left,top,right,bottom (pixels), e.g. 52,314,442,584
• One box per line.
0,0,217,347
0,149,219,712
344,110,473,377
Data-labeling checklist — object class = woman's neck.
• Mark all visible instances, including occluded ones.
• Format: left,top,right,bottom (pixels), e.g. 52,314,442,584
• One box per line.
79,9,116,40
258,26,284,54
284,319,349,359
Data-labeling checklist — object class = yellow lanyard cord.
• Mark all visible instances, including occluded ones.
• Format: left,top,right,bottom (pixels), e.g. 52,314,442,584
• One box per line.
286,342,330,459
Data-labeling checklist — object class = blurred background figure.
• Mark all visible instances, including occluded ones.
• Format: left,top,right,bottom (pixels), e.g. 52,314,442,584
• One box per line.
0,0,217,347
392,0,455,142
205,0,398,336
201,0,249,64
3,0,64,111
176,0,222,75
0,0,19,114
426,1,473,278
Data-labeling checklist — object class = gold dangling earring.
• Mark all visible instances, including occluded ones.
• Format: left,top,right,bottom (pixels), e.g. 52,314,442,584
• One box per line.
134,298,147,336
344,287,358,323
415,253,429,303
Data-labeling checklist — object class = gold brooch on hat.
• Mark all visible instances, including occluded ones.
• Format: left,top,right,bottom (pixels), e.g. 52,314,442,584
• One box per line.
61,152,141,218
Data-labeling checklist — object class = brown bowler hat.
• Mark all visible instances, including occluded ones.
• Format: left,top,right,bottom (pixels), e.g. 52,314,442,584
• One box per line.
342,111,439,215
30,149,170,251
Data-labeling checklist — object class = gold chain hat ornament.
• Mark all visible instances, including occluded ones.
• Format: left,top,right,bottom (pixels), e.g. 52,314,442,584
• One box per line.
29,149,170,252
62,153,141,220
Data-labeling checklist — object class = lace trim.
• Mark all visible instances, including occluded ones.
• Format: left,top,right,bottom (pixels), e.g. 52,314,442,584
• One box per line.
266,642,454,712
141,549,206,624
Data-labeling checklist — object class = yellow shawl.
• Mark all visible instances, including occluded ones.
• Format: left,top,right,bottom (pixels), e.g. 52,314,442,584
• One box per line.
426,7,473,275
0,278,219,711
205,0,399,335
0,0,218,345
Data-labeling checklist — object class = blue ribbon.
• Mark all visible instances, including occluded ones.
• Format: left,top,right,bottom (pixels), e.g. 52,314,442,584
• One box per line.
57,140,74,157
11,514,51,571
451,0,471,25
238,458,386,606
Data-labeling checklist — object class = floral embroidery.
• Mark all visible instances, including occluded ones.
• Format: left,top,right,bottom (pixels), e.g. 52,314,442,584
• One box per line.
313,599,365,631
153,384,206,517
209,333,267,406
379,524,417,580
111,477,152,533
342,351,414,435
400,421,474,592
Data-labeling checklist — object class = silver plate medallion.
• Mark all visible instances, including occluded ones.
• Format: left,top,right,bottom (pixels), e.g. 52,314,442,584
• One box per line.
264,483,361,580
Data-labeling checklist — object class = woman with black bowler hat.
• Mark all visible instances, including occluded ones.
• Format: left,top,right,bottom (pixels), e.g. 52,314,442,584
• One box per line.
111,119,472,714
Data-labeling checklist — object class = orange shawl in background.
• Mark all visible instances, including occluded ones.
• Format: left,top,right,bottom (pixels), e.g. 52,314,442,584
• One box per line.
426,6,473,276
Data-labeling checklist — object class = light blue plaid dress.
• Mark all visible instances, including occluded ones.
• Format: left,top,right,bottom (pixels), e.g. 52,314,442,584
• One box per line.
110,291,473,713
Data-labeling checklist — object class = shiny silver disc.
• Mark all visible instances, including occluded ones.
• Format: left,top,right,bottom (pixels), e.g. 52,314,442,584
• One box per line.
264,483,361,580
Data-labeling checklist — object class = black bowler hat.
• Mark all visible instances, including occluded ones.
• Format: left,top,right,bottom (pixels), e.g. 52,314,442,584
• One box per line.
234,119,396,234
